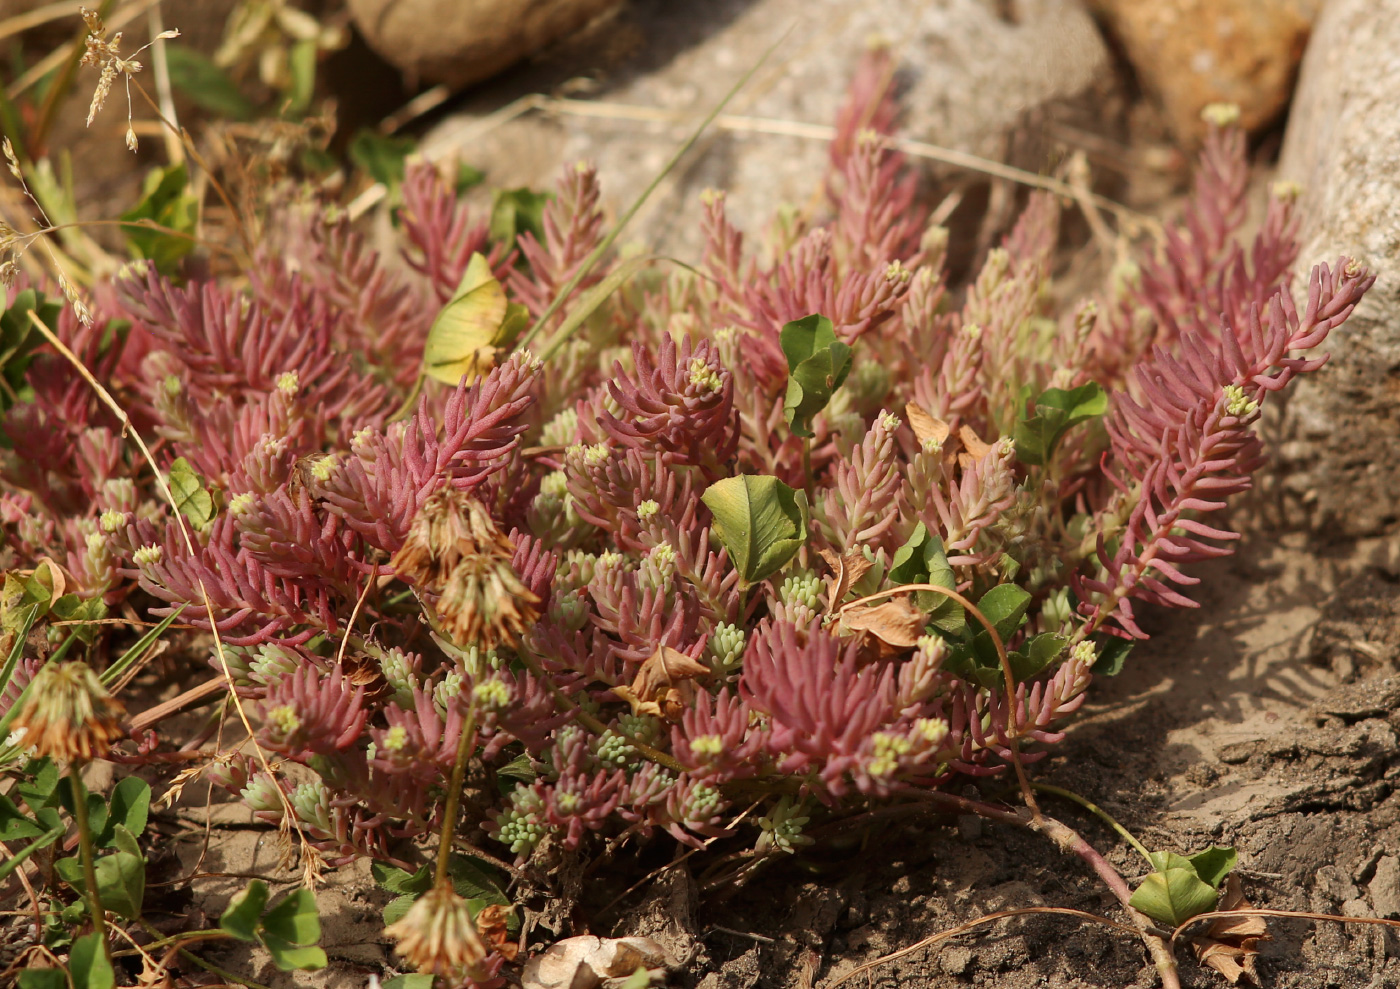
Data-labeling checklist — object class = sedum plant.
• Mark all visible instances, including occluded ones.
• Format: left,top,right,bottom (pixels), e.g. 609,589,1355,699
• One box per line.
0,44,1374,985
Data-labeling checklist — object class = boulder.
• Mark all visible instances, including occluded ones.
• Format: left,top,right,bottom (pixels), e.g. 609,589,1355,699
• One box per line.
347,0,625,89
423,0,1115,257
1089,0,1320,143
1276,0,1400,536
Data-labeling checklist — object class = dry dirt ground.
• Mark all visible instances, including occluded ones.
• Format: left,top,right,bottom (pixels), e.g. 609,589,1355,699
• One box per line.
131,518,1400,989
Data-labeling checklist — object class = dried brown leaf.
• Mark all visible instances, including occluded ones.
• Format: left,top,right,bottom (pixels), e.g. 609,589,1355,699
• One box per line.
1190,875,1269,985
631,645,710,704
522,935,673,989
841,598,926,652
958,425,991,459
818,547,874,613
905,402,950,448
610,683,663,719
476,904,519,962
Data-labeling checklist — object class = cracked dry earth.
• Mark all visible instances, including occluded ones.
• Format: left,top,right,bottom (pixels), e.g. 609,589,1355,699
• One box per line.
626,529,1400,989
144,523,1400,989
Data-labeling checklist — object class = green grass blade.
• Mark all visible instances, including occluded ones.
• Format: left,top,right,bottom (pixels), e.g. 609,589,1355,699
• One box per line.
100,606,185,687
516,32,787,357
0,602,43,705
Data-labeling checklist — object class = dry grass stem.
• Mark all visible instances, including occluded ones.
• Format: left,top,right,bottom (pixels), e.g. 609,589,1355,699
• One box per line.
24,308,320,880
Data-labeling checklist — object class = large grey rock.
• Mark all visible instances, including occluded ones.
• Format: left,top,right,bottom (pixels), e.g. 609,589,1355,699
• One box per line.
423,0,1112,258
1276,0,1400,536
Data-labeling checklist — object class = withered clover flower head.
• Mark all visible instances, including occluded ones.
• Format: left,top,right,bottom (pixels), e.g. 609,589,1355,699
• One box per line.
391,487,540,650
384,882,491,979
11,660,125,764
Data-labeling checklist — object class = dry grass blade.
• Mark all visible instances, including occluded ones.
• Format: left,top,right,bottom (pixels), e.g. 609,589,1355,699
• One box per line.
515,28,791,356
824,906,1140,989
0,0,84,44
24,309,320,880
1171,907,1400,947
127,676,227,734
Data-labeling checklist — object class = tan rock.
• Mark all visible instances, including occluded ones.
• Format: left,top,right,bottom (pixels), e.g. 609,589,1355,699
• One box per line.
1090,0,1320,142
347,0,625,89
1274,0,1400,537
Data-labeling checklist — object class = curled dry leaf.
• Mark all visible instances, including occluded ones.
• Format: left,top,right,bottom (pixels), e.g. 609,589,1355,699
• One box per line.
522,935,673,989
615,645,711,720
476,903,519,962
818,547,874,613
840,597,926,654
32,557,67,602
1190,875,1269,984
957,424,992,470
905,401,950,449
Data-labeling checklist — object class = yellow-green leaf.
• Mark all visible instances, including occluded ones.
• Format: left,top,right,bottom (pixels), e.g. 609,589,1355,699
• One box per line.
168,457,215,528
701,475,809,587
1129,865,1219,926
423,254,527,385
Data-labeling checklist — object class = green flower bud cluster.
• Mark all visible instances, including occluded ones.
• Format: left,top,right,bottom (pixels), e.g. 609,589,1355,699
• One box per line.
248,644,299,688
780,572,823,611
595,730,636,769
494,786,549,856
433,671,463,714
618,712,662,747
757,796,814,854
708,622,746,672
291,781,333,834
240,775,284,817
540,407,579,447
686,782,722,820
379,648,420,709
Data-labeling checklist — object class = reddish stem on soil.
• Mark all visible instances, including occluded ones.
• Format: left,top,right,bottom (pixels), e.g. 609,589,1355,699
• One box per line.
902,790,1182,989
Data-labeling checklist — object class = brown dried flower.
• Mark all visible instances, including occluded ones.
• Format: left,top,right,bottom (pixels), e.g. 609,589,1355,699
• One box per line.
10,660,125,764
78,6,178,150
384,882,490,979
391,488,540,650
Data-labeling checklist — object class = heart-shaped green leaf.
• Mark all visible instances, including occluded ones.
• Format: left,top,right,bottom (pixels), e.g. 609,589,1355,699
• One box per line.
422,253,529,386
48,594,108,645
220,880,269,941
1009,632,1066,682
17,969,66,989
0,828,63,882
1129,866,1220,926
68,933,114,989
120,164,198,275
702,475,809,586
780,314,852,438
0,792,45,841
887,523,964,633
97,778,150,848
447,854,510,906
1095,638,1132,676
261,888,321,946
164,45,254,121
382,893,416,926
489,188,551,249
382,976,436,989
371,861,432,897
261,934,328,972
975,584,1032,642
168,457,216,528
1013,381,1107,466
1187,845,1238,889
